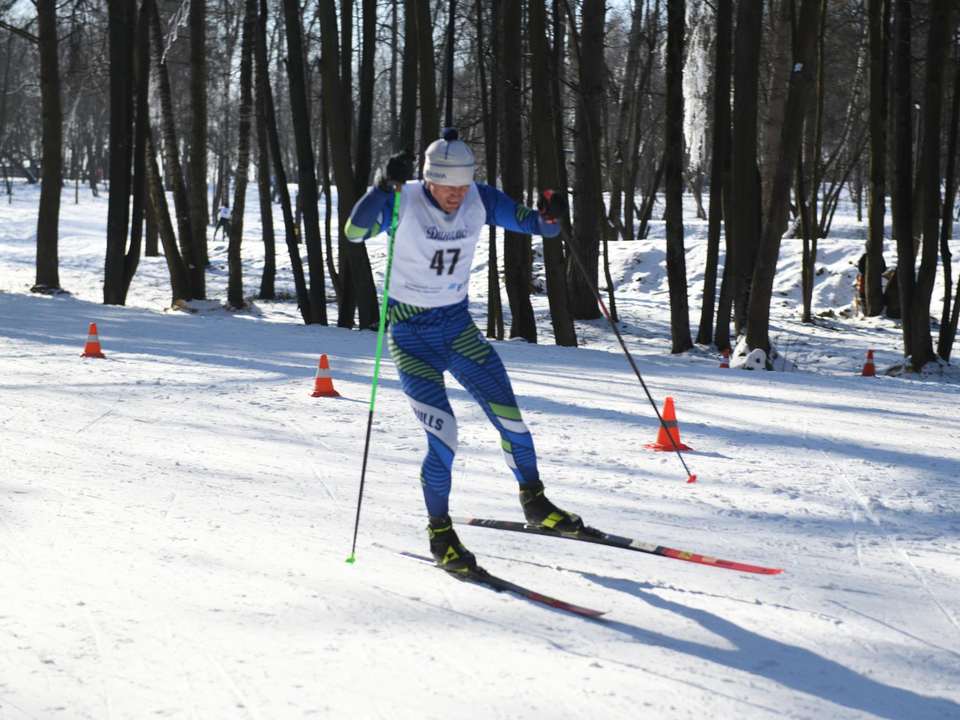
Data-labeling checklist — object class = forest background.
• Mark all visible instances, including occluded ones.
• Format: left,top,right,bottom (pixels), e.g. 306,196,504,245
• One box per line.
1,0,960,373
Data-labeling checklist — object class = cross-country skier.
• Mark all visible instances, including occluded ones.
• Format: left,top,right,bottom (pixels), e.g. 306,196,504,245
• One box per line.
213,203,231,240
344,128,583,573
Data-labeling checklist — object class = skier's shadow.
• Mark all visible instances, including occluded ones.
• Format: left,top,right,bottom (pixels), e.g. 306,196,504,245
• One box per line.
584,573,960,720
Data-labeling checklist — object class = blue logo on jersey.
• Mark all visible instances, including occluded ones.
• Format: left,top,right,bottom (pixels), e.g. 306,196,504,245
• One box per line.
426,226,469,241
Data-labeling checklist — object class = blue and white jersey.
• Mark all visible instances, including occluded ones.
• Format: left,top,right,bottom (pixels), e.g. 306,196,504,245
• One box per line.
388,181,485,307
345,180,558,308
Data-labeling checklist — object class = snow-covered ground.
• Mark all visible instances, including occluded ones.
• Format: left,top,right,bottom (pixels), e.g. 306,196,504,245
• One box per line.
2,181,959,719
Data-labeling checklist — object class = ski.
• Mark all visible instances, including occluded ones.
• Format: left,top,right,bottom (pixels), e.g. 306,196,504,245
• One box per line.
386,547,607,618
451,517,785,575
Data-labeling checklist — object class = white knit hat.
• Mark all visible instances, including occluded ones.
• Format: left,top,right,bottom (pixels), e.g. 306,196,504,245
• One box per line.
423,128,475,186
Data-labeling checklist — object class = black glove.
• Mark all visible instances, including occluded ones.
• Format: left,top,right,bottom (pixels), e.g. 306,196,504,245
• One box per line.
537,189,568,221
377,151,414,192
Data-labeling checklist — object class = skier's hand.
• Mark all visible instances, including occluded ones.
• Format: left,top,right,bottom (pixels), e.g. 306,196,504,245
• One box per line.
537,189,568,222
378,150,414,192
535,213,562,238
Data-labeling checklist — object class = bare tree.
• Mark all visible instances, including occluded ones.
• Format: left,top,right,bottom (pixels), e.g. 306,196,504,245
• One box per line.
147,0,201,298
257,0,310,323
891,0,916,359
937,42,960,360
568,0,604,322
254,20,275,301
103,0,135,305
188,0,208,295
908,1,957,370
317,0,380,329
476,0,503,340
529,0,576,346
399,0,417,152
698,0,731,348
745,0,822,361
33,0,62,294
283,0,327,324
413,0,439,149
865,0,888,318
728,1,763,334
663,0,692,353
226,0,256,309
501,0,536,342
145,124,192,304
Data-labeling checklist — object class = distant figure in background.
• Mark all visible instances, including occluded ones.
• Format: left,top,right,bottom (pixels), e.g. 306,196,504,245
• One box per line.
855,252,887,316
213,204,231,240
883,267,901,319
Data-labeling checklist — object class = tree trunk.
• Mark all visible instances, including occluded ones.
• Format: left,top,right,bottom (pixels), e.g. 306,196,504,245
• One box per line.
147,0,201,298
636,152,664,241
258,0,309,323
729,1,763,334
104,0,135,305
122,0,151,299
697,0,731,347
745,0,822,361
340,0,354,154
568,0,604,321
283,0,327,325
414,0,439,151
188,0,209,290
759,0,792,231
551,0,570,204
664,0,692,353
33,0,62,294
800,0,827,322
865,0,887,317
399,0,418,152
255,25,275,301
355,0,376,192
892,0,915,359
390,0,399,148
797,147,816,323
910,2,957,370
145,124,192,304
501,0,536,342
937,43,960,360
609,0,643,241
477,0,503,340
227,0,256,309
320,96,342,301
529,0,576,347
317,0,378,329
145,173,159,257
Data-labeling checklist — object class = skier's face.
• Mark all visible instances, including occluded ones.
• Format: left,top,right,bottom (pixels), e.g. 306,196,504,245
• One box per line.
428,183,470,213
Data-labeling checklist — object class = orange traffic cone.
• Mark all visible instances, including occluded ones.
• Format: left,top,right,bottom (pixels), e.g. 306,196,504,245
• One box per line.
719,348,730,369
645,397,692,452
861,349,876,377
310,355,341,397
80,322,106,358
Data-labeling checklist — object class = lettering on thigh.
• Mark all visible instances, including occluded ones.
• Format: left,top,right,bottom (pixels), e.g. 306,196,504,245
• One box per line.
407,398,458,453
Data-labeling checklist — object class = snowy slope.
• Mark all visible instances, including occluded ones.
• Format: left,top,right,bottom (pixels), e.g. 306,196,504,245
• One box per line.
1,182,960,719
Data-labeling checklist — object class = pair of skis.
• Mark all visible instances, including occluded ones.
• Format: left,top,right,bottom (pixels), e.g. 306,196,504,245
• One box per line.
391,517,785,619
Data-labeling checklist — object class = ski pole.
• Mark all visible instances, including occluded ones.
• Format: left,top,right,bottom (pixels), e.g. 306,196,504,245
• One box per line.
346,189,401,563
550,204,697,484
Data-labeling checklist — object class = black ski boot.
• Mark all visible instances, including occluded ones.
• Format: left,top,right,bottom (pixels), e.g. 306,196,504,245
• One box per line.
518,479,584,534
428,514,477,573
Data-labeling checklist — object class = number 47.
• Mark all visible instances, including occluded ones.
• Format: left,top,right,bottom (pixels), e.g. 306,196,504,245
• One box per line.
430,248,461,276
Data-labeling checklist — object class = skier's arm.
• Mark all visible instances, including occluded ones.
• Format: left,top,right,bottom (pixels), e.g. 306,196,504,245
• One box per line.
475,183,561,238
345,151,414,241
344,186,393,242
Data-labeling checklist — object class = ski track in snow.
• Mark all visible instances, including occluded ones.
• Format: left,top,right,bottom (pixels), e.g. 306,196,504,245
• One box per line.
2,182,960,718
823,450,960,644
